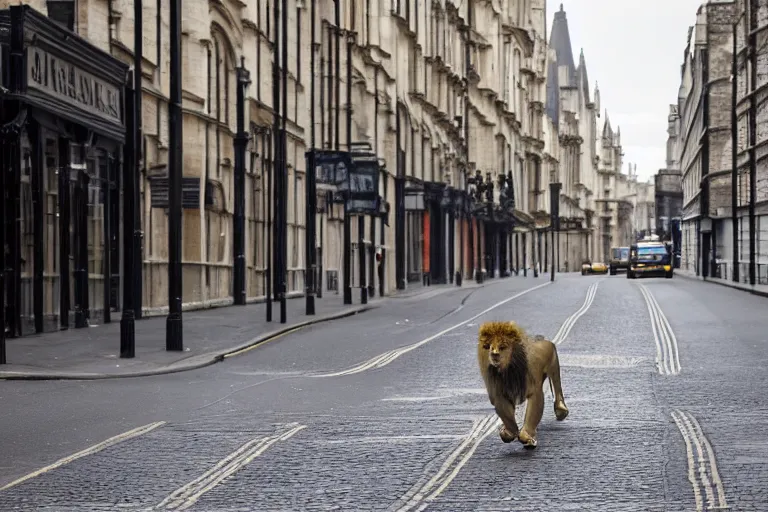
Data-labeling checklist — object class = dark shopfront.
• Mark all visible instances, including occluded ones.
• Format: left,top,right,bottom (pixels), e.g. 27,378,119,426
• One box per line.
1,6,128,341
423,182,456,286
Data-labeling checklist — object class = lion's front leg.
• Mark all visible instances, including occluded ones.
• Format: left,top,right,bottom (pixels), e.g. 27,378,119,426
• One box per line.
519,387,544,449
494,397,519,443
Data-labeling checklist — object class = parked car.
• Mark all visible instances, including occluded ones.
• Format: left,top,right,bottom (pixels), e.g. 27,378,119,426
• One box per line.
581,260,608,275
609,246,630,275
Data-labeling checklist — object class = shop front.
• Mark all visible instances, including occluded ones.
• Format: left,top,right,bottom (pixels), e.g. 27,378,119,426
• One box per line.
1,5,128,341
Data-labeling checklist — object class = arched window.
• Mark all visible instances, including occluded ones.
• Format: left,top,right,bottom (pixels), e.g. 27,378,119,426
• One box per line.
513,49,521,117
206,29,236,274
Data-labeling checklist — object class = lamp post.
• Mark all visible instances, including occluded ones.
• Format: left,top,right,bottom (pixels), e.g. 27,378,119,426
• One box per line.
120,69,137,358
166,0,183,350
471,170,486,284
456,189,464,286
550,182,562,282
233,57,251,305
497,171,516,278
484,171,494,279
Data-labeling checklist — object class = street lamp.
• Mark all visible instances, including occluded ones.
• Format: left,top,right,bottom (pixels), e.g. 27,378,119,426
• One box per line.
470,170,488,283
550,182,562,282
233,57,251,306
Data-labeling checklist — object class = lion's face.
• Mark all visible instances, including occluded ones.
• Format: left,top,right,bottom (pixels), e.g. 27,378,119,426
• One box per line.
478,321,523,369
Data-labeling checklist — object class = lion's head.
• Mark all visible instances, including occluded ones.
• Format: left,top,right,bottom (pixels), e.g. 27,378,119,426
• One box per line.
478,321,524,369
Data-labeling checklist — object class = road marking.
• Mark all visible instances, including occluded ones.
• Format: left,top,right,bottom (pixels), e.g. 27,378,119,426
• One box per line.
552,281,600,345
671,410,728,511
223,326,305,358
637,284,681,375
558,354,649,369
150,423,306,511
314,282,551,378
0,421,166,492
389,414,501,512
381,388,488,402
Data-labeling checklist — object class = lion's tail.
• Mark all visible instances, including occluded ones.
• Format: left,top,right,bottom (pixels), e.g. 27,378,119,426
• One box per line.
547,374,554,397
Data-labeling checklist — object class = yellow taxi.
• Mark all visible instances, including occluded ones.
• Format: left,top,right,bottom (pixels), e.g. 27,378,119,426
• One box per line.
581,261,608,275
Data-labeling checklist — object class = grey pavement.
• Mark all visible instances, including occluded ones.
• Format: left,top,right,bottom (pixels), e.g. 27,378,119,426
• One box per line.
677,266,768,298
0,279,500,380
0,272,765,510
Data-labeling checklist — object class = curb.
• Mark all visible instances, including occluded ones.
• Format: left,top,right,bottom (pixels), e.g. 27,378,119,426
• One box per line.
0,305,378,381
676,271,768,298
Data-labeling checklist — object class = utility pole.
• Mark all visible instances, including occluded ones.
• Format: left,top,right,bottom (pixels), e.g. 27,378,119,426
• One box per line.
305,150,316,315
279,0,289,323
120,69,136,358
731,20,739,283
348,32,366,305
306,0,317,316
268,0,281,323
748,8,757,286
550,182,561,282
166,0,183,350
233,58,250,305
340,7,352,305
0,128,6,365
134,0,144,320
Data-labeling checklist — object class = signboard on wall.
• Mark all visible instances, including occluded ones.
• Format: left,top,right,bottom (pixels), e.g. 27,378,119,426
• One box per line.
26,45,122,126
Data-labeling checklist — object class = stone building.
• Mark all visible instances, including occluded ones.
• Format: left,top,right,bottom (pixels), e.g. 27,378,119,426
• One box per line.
671,1,737,277
657,104,684,243
732,0,768,284
632,172,656,240
595,115,638,259
545,5,602,271
0,0,651,344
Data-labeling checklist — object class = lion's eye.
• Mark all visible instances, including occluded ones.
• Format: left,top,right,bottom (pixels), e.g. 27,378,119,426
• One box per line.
482,344,490,350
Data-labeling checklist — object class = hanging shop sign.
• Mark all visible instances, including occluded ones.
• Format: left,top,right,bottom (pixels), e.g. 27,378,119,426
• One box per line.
309,148,382,215
313,150,348,189
344,150,379,214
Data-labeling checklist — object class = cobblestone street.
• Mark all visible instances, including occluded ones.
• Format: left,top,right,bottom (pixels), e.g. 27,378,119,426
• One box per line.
1,274,765,511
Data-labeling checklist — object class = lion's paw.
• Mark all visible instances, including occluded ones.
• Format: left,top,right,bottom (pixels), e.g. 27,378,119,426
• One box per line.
555,401,569,421
499,426,518,443
518,430,537,449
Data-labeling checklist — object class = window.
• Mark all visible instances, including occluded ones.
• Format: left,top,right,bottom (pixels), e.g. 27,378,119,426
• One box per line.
503,41,510,104
297,7,302,83
46,0,75,31
266,0,271,37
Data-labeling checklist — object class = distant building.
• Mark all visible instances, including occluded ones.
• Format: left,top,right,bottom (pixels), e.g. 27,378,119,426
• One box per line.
655,168,683,241
671,2,737,277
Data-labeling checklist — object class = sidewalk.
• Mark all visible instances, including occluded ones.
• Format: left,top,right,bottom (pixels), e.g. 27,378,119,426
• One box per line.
0,278,504,381
676,268,768,298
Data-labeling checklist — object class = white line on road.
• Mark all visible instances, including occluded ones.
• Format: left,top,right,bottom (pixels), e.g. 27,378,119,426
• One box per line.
314,281,551,378
552,281,600,345
671,410,728,511
0,421,166,492
638,284,681,375
389,414,501,512
151,423,306,511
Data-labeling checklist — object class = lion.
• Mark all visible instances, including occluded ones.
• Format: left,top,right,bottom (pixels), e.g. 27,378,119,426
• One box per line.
477,321,569,449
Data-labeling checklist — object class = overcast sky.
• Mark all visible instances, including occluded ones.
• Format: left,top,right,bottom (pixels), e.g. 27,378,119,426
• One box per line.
545,0,704,182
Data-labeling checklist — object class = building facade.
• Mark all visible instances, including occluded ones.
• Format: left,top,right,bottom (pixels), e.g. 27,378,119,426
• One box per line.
631,171,656,240
544,5,648,269
733,0,768,284
668,0,768,282
1,0,652,345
